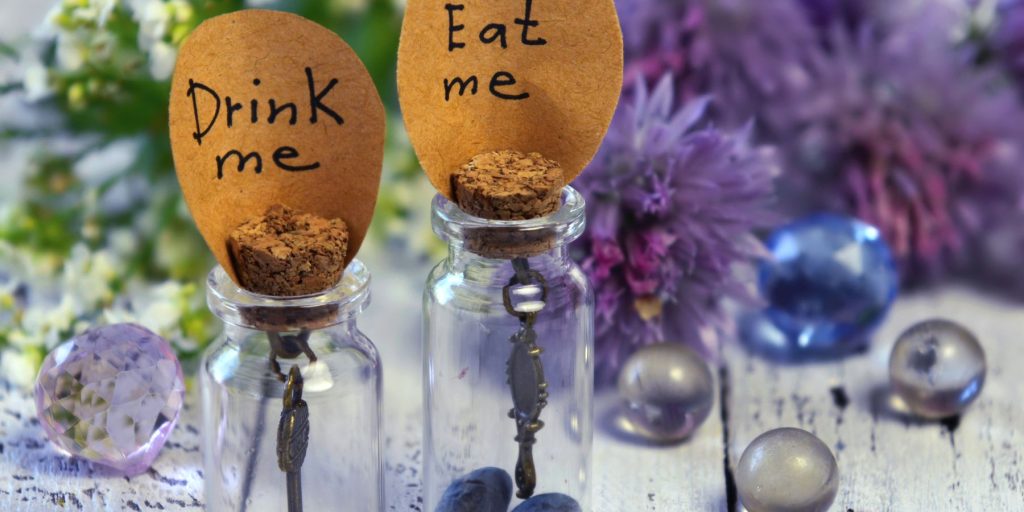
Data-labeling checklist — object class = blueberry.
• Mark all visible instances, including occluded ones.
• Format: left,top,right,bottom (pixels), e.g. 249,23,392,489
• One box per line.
512,493,582,512
435,467,513,512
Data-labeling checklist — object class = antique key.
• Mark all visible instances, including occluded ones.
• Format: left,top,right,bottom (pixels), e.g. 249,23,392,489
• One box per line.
504,257,549,499
239,329,314,512
277,365,310,512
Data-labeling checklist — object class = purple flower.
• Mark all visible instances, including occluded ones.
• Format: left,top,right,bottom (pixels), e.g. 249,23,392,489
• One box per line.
995,0,1024,91
761,2,1024,281
572,75,778,383
616,0,821,119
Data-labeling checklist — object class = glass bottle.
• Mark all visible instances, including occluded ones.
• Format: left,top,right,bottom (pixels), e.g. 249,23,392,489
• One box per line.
423,186,594,510
201,260,383,512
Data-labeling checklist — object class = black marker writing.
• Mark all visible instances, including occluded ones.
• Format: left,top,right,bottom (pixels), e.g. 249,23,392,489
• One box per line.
514,0,546,46
216,150,262,179
489,71,528,100
188,79,219,145
440,0,546,102
185,68,345,179
446,3,466,51
479,23,507,48
444,76,479,100
306,67,344,125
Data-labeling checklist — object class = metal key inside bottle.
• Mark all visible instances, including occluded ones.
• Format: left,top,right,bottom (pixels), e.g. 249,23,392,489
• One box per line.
504,257,549,499
240,329,314,512
278,365,310,512
239,329,314,512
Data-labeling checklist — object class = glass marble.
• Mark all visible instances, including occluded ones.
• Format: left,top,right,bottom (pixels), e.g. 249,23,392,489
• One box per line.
34,324,185,475
754,213,898,353
889,319,986,419
617,343,714,442
736,427,839,512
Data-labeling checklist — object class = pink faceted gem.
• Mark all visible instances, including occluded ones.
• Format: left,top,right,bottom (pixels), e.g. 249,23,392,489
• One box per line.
34,323,185,475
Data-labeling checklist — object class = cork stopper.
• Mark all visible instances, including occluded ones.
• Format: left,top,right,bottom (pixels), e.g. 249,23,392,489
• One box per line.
450,150,565,259
229,204,349,297
452,150,563,221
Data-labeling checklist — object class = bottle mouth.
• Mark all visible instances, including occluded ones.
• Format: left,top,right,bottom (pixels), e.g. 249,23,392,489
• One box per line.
431,186,587,258
206,259,371,330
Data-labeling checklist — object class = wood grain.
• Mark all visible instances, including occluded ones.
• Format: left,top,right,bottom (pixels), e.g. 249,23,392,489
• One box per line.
723,286,1024,512
1,285,1022,511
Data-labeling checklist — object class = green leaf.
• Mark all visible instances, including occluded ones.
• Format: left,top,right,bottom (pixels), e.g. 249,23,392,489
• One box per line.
0,82,23,94
0,41,17,61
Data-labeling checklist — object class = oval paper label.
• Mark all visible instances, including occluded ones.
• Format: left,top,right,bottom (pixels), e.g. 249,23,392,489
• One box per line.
169,10,385,282
397,0,623,198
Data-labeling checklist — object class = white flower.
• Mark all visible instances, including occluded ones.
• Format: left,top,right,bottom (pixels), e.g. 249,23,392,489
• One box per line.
0,241,37,281
1,349,42,388
22,61,52,102
168,0,193,23
148,40,177,80
105,280,199,351
74,137,142,185
54,33,86,72
108,228,139,258
61,244,120,308
12,295,77,350
94,0,120,26
154,229,195,273
133,0,171,51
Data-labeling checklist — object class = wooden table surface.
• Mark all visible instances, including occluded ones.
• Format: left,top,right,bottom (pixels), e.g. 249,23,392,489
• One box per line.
1,281,1022,511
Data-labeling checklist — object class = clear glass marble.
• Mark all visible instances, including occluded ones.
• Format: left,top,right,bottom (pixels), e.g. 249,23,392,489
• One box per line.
889,319,986,419
617,343,713,442
201,261,383,511
751,213,898,354
736,427,839,512
423,187,594,511
34,324,185,475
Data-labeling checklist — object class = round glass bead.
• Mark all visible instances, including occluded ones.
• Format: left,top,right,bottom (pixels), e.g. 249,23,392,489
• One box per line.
617,343,714,442
34,324,185,475
753,213,898,354
736,427,839,512
889,319,986,419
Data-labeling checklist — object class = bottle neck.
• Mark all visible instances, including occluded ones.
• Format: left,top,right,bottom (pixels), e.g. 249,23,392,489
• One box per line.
446,240,572,272
432,186,587,274
206,260,371,333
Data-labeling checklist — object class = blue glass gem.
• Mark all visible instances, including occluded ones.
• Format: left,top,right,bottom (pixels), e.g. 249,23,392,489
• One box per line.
750,213,898,354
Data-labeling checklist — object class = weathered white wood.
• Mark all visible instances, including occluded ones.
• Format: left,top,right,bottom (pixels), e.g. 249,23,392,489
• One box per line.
593,388,727,511
724,285,1024,511
0,372,429,512
0,379,205,511
2,284,1023,510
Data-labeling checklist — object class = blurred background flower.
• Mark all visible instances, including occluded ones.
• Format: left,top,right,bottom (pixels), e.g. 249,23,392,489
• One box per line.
763,1,1024,283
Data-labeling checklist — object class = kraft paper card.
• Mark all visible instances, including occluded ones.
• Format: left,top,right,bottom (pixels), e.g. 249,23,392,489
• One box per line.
397,0,623,198
169,10,385,283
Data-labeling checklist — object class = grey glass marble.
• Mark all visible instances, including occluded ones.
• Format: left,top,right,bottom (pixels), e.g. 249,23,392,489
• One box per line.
889,319,986,419
736,427,839,512
617,343,714,442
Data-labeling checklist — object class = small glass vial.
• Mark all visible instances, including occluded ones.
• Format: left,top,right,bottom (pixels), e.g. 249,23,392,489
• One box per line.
201,260,383,511
423,187,594,510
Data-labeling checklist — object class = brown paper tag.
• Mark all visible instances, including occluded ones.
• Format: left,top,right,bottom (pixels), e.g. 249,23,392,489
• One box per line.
397,0,623,198
169,10,385,283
